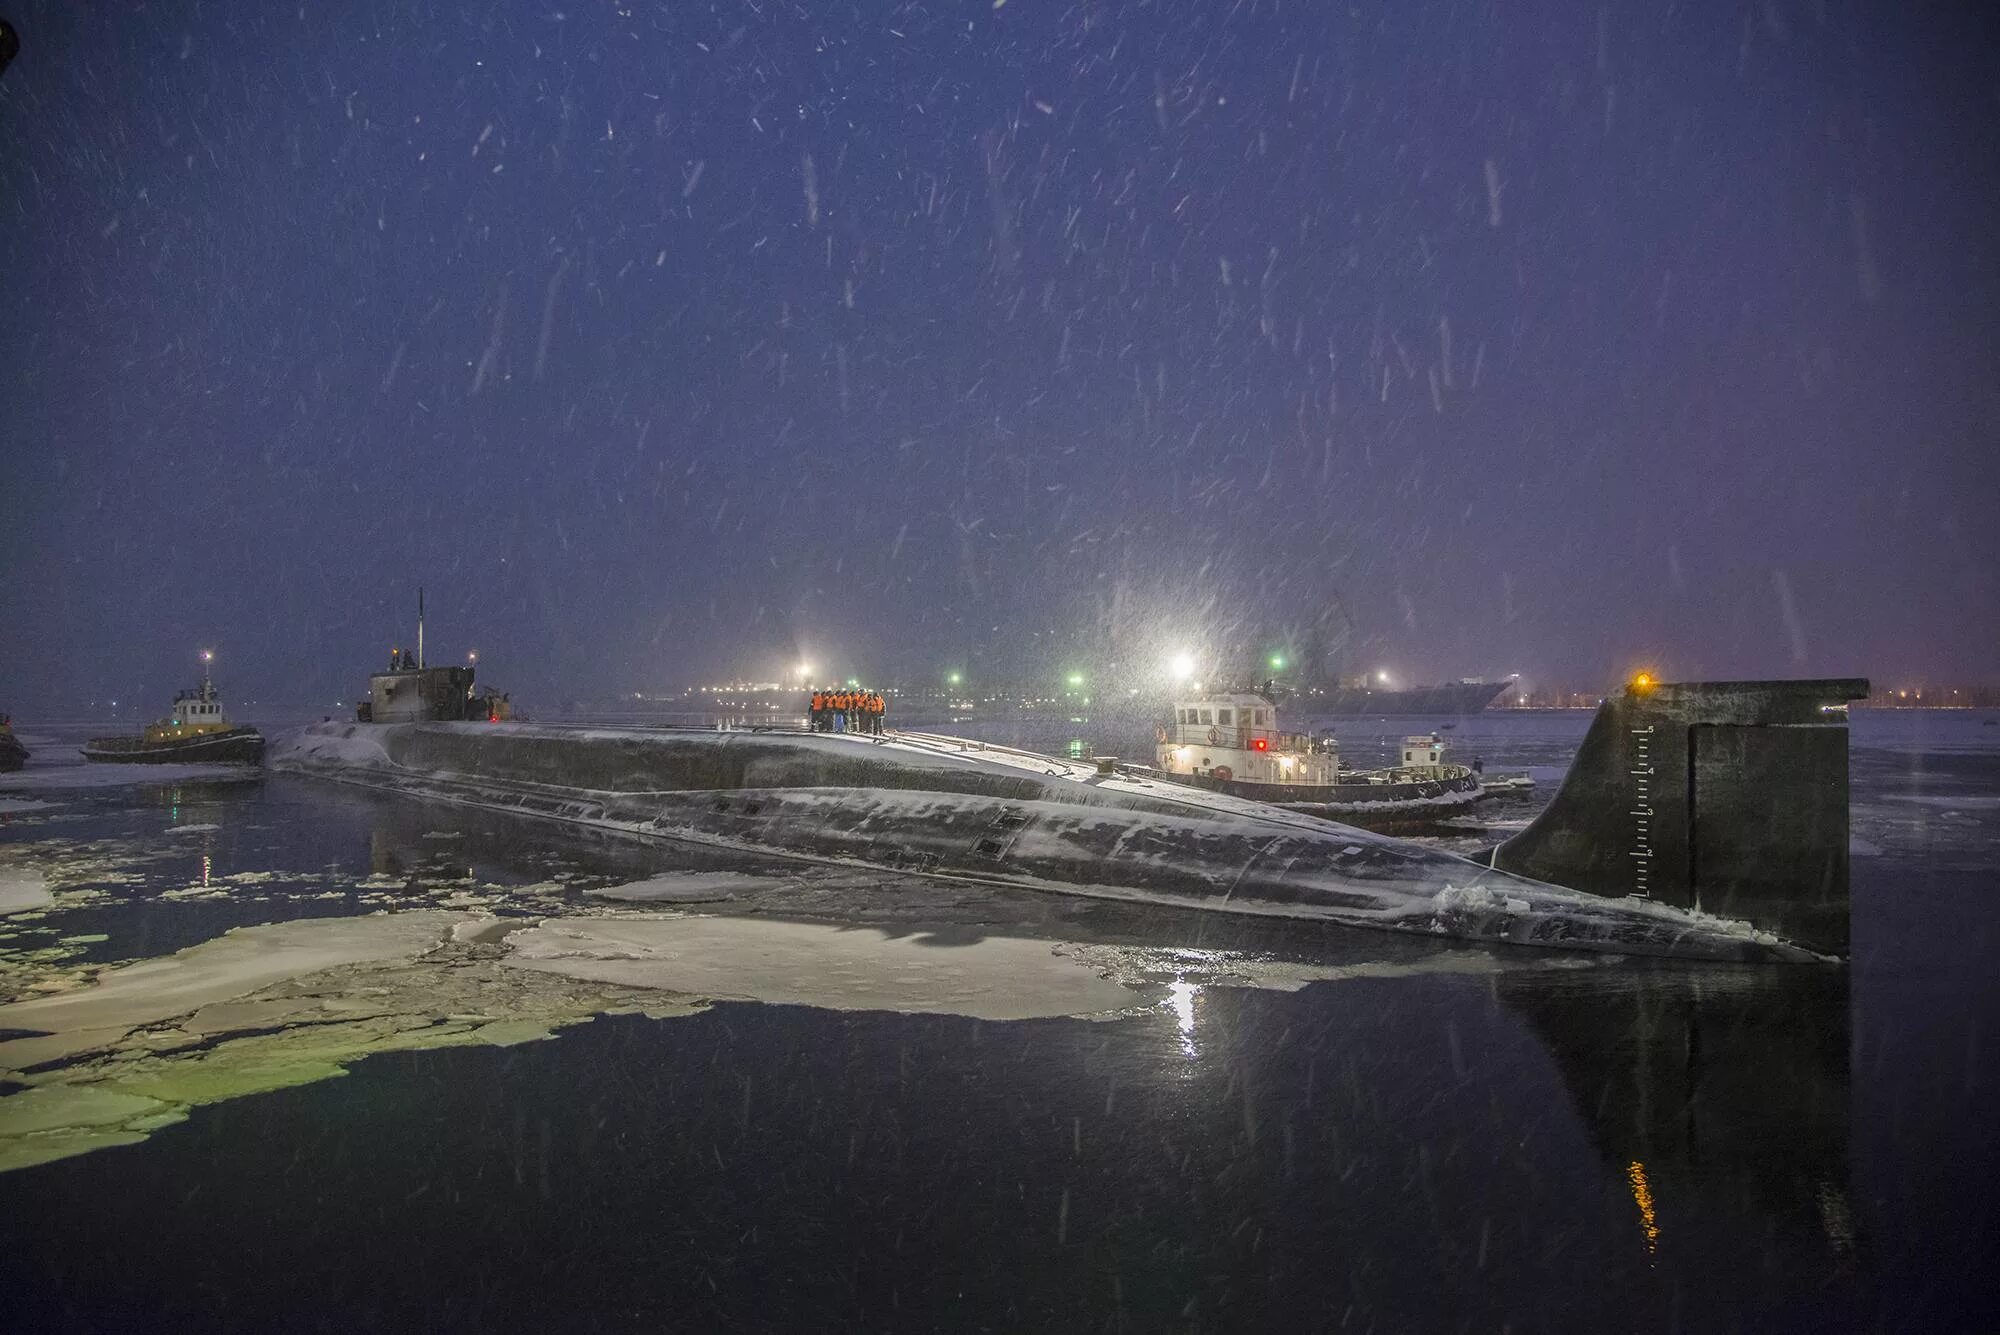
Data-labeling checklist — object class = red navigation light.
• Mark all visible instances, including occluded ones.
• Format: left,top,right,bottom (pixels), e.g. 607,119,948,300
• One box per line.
1253,737,1268,751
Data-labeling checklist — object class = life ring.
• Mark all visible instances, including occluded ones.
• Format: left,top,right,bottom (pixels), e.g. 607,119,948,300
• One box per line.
1155,725,1168,744
1211,766,1234,782
1206,727,1220,745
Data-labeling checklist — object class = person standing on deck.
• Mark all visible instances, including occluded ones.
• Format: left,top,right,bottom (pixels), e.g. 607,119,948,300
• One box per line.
808,689,822,731
834,689,848,733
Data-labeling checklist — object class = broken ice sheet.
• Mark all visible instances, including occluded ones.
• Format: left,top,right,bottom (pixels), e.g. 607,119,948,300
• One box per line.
0,905,1142,1173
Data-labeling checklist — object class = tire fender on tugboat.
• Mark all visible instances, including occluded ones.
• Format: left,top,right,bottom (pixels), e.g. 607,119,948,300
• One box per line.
1206,727,1220,745
1211,765,1233,781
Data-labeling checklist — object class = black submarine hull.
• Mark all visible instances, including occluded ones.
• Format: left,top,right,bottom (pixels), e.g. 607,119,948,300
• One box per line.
271,721,1828,963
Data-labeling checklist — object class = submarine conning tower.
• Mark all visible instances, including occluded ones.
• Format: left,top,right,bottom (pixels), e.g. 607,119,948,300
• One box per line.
1489,677,1870,957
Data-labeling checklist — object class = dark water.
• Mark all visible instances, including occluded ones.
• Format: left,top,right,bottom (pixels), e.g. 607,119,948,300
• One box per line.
2,713,1996,1331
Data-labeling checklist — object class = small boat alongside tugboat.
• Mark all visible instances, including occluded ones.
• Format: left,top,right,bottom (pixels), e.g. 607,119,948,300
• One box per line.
82,651,265,766
1146,688,1486,829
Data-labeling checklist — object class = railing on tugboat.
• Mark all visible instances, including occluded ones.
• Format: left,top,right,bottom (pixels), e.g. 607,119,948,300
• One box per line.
1162,724,1329,754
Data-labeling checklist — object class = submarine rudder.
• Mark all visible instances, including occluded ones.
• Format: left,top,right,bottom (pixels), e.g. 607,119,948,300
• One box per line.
1488,677,1868,957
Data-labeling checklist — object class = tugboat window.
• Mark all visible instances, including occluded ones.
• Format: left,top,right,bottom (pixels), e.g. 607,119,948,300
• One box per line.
1217,710,1232,725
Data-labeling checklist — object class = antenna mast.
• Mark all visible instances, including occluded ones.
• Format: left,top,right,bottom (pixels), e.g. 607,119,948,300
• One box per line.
417,586,425,670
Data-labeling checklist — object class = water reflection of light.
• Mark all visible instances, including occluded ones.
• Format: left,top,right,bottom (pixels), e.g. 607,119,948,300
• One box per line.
1626,1160,1660,1256
201,854,211,888
1166,980,1198,1059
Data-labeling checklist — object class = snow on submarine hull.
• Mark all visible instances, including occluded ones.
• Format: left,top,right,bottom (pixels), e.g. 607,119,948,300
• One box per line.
270,701,1852,965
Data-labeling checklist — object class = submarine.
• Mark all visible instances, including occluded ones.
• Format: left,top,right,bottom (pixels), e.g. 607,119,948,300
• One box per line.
271,674,1867,964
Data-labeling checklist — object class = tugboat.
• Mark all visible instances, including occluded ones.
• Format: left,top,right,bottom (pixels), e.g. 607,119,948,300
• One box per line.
0,713,27,772
82,651,264,765
1149,687,1485,829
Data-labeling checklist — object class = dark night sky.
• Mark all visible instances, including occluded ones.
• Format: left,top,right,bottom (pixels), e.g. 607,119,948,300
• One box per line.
2,1,1995,712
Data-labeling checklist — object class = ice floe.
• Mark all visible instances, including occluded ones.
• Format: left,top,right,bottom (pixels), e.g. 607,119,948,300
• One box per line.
0,906,1146,1172
0,798,56,814
0,762,258,792
504,915,1141,1020
0,912,470,1068
0,866,54,915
